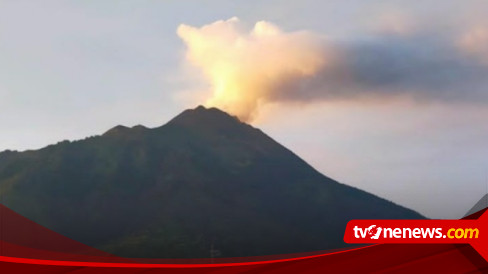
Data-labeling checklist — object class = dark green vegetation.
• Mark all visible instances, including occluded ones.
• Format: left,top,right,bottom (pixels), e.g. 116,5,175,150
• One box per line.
0,106,423,258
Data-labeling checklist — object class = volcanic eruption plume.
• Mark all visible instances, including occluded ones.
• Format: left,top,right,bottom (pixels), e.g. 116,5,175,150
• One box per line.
177,17,488,122
177,17,331,122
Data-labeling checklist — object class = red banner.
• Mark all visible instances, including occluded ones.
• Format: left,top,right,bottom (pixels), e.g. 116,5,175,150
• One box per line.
344,209,488,261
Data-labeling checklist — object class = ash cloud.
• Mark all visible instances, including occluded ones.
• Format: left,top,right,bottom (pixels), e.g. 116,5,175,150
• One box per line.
177,18,488,121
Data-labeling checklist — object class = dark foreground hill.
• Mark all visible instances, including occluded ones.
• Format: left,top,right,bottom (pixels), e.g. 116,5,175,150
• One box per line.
0,106,423,258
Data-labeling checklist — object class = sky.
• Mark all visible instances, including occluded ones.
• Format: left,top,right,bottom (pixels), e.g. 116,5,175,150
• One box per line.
1,0,487,219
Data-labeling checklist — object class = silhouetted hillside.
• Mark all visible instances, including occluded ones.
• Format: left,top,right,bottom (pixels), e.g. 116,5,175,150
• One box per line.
0,106,423,258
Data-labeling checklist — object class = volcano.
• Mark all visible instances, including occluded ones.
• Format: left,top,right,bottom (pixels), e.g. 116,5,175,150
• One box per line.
0,106,423,258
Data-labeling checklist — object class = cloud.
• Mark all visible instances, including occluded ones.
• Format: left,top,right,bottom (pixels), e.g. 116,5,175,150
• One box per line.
177,18,488,121
459,26,488,64
294,34,488,104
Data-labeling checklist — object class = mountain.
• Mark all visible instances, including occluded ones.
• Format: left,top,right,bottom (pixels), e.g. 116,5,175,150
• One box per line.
0,106,424,258
465,194,488,217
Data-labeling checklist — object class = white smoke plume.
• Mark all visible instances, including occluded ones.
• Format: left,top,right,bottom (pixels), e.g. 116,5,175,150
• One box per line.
177,17,331,121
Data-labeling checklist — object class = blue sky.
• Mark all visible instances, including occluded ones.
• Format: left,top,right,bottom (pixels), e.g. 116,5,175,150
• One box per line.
1,1,487,218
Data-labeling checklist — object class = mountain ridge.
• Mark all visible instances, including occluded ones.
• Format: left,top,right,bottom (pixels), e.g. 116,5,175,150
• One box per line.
0,105,424,258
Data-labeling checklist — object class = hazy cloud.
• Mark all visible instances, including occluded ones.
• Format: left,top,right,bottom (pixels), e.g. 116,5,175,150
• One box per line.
458,25,488,64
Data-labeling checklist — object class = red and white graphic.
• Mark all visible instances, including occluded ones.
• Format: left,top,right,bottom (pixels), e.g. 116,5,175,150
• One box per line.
344,209,488,262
